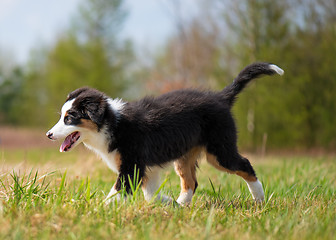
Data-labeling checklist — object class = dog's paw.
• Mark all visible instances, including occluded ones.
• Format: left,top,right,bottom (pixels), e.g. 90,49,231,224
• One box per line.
176,189,193,206
246,180,264,203
103,193,122,206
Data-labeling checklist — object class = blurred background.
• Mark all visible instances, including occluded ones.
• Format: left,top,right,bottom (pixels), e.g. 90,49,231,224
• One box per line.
0,0,335,152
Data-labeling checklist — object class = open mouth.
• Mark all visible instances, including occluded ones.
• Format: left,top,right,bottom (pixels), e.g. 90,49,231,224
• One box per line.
60,131,81,152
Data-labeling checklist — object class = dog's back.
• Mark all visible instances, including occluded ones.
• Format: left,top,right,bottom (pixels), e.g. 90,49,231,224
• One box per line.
117,89,232,165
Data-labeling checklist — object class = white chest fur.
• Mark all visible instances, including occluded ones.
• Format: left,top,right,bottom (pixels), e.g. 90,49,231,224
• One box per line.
81,97,125,174
83,131,120,174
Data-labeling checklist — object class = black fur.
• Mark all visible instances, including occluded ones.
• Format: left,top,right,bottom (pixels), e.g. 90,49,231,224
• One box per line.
68,88,116,132
223,62,279,106
65,62,281,193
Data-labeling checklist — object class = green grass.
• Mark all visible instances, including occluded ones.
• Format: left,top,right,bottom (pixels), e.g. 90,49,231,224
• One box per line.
0,148,335,240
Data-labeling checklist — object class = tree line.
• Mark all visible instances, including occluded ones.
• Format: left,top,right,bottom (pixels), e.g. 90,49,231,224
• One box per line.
0,0,335,150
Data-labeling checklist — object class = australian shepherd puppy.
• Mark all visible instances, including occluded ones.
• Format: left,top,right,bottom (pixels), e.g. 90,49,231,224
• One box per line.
46,62,284,205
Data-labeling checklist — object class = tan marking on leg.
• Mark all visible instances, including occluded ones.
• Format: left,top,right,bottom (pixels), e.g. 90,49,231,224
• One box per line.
206,151,263,202
206,152,257,181
174,161,195,193
174,147,203,193
174,147,205,205
113,150,122,172
236,171,257,182
190,163,197,186
78,119,98,131
206,152,233,174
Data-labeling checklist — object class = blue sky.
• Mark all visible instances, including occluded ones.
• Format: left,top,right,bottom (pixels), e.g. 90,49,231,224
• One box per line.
0,0,196,64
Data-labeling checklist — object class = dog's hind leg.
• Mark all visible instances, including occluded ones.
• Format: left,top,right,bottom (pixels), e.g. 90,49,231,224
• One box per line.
206,150,264,203
142,167,173,204
174,147,202,205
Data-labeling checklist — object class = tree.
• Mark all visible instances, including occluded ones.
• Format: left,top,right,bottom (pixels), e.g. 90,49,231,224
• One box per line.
281,0,336,148
145,0,221,93
221,0,292,149
145,0,336,150
20,0,134,127
0,67,24,125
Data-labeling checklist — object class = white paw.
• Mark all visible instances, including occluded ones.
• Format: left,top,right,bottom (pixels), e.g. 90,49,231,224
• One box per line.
104,193,122,206
176,189,193,206
104,186,122,206
246,179,264,203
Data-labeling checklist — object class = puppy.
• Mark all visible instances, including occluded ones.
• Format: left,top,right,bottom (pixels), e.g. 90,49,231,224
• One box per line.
46,62,284,205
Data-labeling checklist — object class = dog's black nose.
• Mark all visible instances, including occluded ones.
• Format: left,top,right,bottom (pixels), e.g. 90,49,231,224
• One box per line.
46,132,53,140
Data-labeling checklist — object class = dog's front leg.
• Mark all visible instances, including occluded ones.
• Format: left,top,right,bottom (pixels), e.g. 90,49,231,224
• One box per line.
104,173,130,205
104,168,143,205
174,148,200,206
104,181,122,205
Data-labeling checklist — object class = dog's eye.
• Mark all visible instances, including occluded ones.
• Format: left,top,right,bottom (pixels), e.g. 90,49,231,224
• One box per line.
64,116,72,125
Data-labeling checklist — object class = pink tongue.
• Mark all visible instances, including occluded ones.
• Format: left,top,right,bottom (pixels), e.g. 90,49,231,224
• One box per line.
60,134,73,152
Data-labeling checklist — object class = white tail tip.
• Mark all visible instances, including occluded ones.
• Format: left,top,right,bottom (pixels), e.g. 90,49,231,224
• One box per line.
269,64,284,76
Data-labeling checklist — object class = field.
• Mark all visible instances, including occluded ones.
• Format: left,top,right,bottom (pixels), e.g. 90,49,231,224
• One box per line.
0,145,335,240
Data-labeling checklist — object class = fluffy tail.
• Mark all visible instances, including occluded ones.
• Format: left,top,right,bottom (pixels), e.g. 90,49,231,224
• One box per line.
222,62,284,107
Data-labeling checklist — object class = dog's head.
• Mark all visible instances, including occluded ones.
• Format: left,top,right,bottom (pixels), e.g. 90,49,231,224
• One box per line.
46,87,110,152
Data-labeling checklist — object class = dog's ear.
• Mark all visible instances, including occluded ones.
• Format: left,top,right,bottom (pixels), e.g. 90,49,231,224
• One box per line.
84,98,106,127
